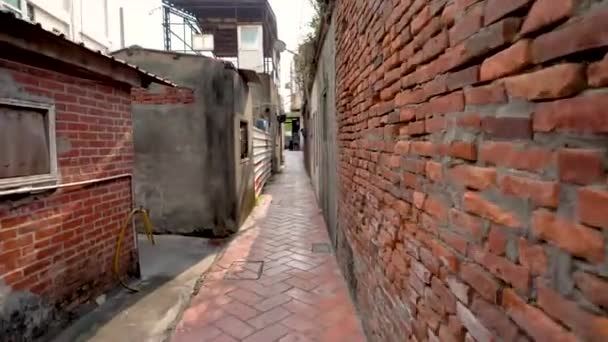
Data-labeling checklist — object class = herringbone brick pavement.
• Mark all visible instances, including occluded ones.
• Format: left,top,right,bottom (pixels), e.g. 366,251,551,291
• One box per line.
171,152,366,342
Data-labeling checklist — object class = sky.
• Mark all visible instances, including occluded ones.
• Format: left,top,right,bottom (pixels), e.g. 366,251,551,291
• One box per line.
268,0,316,110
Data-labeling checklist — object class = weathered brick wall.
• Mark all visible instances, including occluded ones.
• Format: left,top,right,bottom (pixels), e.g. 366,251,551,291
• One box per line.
132,86,194,105
0,59,136,340
334,1,608,341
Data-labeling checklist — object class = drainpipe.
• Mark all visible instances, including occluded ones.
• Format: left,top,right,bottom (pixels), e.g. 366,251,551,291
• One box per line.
68,0,76,41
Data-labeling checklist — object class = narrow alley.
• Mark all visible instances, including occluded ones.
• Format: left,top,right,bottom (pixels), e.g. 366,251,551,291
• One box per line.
2,0,608,341
171,151,366,342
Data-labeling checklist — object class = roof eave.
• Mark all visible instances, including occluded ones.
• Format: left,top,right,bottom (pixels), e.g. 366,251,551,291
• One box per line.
0,12,176,88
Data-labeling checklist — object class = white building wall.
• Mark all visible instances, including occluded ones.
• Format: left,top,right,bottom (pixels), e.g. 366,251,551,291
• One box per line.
116,0,164,51
28,3,69,35
3,0,164,53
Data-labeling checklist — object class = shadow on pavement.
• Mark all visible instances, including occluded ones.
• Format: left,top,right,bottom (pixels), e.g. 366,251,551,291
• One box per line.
46,234,223,342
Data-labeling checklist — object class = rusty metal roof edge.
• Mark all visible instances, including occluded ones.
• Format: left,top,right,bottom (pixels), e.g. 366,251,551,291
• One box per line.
0,11,178,88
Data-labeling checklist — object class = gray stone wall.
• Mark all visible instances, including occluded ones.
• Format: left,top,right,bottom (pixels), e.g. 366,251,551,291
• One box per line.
113,49,256,236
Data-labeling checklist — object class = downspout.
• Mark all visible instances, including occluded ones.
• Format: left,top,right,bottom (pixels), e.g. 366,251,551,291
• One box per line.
69,0,76,41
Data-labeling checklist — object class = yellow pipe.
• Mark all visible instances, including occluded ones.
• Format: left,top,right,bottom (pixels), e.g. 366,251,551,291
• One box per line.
113,208,156,292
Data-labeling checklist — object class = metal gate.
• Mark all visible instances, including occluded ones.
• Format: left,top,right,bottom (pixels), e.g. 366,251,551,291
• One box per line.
253,127,272,196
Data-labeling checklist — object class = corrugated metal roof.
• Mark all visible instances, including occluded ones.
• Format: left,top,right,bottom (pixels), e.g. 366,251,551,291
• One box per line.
0,11,177,87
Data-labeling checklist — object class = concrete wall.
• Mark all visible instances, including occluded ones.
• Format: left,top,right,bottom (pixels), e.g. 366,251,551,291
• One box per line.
233,72,257,226
113,48,256,236
309,17,338,246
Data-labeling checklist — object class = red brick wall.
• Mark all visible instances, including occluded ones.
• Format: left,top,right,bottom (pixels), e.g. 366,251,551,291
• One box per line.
132,86,194,105
334,1,608,341
0,58,136,326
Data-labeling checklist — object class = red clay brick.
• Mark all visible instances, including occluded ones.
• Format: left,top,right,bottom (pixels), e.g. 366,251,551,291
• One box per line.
394,141,411,155
538,285,608,341
447,276,472,305
432,277,458,314
424,196,449,223
457,18,522,70
532,210,604,263
441,230,469,255
450,3,484,45
431,239,461,272
521,0,575,36
448,141,477,161
423,30,449,62
504,63,586,100
588,54,608,88
412,6,431,35
480,142,553,173
463,191,522,228
499,174,560,208
577,187,608,230
411,141,436,156
464,83,507,105
426,161,444,182
532,8,608,63
481,116,532,140
460,263,500,304
486,227,507,256
447,66,480,91
449,165,497,190
449,209,485,240
558,149,604,185
442,2,458,26
534,93,608,133
484,0,532,25
470,297,519,341
517,238,548,276
456,301,493,342
417,91,465,119
456,113,482,130
470,246,530,292
425,115,446,133
502,289,578,342
480,39,532,82
574,272,608,309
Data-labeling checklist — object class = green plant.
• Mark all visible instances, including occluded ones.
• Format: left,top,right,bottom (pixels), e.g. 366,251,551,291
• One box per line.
294,0,328,95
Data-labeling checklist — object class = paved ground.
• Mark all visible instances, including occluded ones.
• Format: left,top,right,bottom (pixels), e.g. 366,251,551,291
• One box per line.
171,152,366,342
51,235,220,342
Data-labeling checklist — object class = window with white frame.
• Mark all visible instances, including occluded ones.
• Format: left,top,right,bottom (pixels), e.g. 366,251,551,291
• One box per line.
1,0,22,17
239,25,262,50
0,99,58,190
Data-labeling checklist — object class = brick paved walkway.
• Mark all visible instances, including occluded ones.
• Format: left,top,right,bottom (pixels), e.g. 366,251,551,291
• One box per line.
171,152,366,342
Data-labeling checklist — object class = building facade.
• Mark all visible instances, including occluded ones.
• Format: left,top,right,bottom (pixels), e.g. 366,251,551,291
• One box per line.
113,47,278,237
0,13,171,340
0,0,166,53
